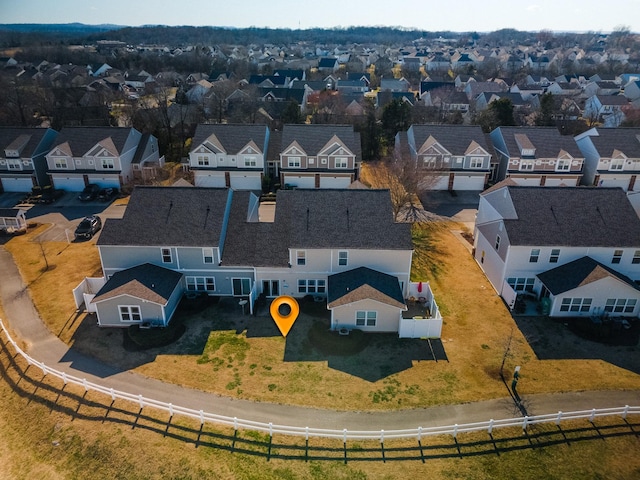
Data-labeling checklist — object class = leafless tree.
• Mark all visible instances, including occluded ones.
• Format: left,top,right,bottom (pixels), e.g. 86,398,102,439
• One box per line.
363,153,444,222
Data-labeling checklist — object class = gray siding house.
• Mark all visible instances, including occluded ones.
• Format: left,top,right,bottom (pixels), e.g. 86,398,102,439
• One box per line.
88,186,432,333
0,127,58,192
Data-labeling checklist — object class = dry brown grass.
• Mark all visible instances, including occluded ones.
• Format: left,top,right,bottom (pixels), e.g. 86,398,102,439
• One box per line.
4,224,103,343
1,344,639,479
4,221,640,412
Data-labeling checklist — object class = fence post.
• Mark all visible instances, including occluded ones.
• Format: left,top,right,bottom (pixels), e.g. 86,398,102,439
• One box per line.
110,387,115,401
305,427,309,441
83,378,88,391
488,419,494,435
417,426,422,442
623,405,630,420
169,403,173,418
343,428,347,444
453,424,458,438
41,362,47,376
138,394,144,410
380,430,384,444
589,408,596,423
62,372,67,385
522,416,529,431
269,422,273,438
199,410,204,425
556,411,563,425
233,417,238,431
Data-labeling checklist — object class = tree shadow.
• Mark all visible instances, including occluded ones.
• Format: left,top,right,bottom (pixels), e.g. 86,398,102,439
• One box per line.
513,315,640,375
1,337,638,466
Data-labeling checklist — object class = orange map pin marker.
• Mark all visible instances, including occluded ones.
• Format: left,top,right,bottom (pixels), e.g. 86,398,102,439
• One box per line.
270,295,300,337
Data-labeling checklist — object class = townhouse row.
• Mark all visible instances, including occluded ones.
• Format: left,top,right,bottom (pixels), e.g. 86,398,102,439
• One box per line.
1,124,640,195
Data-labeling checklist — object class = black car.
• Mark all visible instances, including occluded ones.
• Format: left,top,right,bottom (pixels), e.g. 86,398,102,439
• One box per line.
97,187,118,202
78,184,100,202
74,215,102,240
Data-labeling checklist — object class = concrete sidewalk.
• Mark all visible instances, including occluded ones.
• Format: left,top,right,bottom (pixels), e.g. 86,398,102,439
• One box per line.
1,245,638,432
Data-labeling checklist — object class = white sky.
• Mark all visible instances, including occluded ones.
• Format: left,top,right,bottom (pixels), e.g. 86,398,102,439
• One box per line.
1,0,639,33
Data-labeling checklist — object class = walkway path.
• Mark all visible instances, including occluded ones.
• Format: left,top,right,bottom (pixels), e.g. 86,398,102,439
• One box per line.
1,246,638,431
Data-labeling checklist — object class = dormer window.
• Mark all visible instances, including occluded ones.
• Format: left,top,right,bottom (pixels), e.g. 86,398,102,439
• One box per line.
6,159,21,170
101,158,115,169
556,159,570,171
610,159,624,171
54,158,67,169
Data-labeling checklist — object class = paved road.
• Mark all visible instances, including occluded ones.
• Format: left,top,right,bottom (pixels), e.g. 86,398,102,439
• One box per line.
1,245,639,432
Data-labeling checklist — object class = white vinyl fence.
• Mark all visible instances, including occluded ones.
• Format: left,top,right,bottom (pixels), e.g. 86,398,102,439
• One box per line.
1,319,638,443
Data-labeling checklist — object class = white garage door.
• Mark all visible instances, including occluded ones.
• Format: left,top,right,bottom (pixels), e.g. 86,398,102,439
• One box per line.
421,174,449,191
195,172,226,188
510,176,542,187
284,175,315,189
596,177,629,190
1,177,34,192
230,174,261,190
53,176,86,192
319,176,351,189
87,175,120,188
453,174,485,191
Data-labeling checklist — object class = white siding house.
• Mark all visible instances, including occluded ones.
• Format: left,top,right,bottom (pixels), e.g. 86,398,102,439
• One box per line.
474,182,640,318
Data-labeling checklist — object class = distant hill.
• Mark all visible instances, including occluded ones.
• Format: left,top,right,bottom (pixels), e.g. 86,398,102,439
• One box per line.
0,23,124,34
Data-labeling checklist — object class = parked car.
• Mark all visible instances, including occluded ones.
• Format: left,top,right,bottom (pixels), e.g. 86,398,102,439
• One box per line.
78,184,100,202
97,187,117,202
39,187,64,204
74,215,102,240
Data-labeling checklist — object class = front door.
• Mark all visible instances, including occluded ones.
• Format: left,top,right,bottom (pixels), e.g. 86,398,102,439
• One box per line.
262,280,279,297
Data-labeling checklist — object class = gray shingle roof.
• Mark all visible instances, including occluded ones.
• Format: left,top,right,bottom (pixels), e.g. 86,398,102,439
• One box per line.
494,127,583,159
0,127,53,158
52,127,133,157
190,124,268,155
536,256,640,295
97,186,230,247
280,124,362,160
586,128,640,158
502,186,640,247
408,125,491,156
221,189,412,268
92,263,183,304
327,266,406,308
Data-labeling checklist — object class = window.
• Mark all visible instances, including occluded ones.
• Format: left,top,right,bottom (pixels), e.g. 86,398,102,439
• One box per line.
197,155,209,166
186,277,215,292
203,248,214,264
298,279,325,294
549,249,560,263
244,156,257,167
424,156,437,168
520,161,535,171
560,298,592,313
338,251,348,266
470,157,483,169
119,305,142,322
335,157,348,168
612,250,623,264
610,158,624,171
633,250,640,264
495,235,501,250
54,158,67,169
356,310,377,327
161,248,172,263
101,158,115,169
288,156,301,168
605,298,637,313
529,249,540,263
296,250,306,266
507,277,535,292
556,159,570,171
232,278,251,296
7,159,21,170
